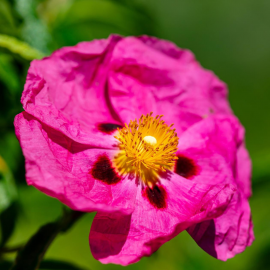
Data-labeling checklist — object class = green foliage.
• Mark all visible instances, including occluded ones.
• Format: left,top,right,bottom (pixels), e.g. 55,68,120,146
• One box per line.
0,202,19,248
0,156,18,248
0,157,17,214
0,260,13,270
0,34,44,60
39,260,87,270
10,209,84,270
0,0,18,36
43,0,155,49
0,53,20,93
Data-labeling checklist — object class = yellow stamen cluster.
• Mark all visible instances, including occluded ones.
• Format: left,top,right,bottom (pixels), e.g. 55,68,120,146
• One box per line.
114,112,179,186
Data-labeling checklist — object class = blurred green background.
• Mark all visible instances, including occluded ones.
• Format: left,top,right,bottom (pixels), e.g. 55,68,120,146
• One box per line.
0,0,269,269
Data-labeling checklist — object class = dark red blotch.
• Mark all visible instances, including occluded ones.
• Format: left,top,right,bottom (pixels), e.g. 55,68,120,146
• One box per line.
144,185,167,209
90,154,121,185
174,154,199,179
97,123,123,134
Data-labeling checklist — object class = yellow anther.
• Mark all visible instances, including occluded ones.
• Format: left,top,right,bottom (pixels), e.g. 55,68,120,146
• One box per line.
113,113,179,186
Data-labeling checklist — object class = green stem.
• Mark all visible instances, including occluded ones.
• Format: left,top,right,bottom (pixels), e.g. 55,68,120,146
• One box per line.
10,209,84,270
0,34,44,60
0,244,23,254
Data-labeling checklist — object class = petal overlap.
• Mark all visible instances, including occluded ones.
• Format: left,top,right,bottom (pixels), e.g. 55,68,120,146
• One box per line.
89,115,252,265
15,35,253,265
90,175,236,265
15,112,137,214
108,36,232,133
22,35,124,146
187,191,254,260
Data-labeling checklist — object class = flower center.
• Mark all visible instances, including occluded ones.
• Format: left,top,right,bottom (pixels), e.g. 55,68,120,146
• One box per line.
114,112,179,186
143,135,157,146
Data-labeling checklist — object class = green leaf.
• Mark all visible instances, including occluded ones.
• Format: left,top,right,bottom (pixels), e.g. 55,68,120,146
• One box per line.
0,53,20,94
0,34,45,60
0,156,18,247
0,0,17,36
49,0,155,48
0,260,13,270
0,202,19,248
0,156,17,214
11,210,84,270
39,259,87,270
11,222,62,270
252,150,270,182
0,133,23,176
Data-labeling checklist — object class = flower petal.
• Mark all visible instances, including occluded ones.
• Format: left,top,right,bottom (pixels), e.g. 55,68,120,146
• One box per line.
176,114,252,203
176,115,245,186
177,115,254,258
235,142,252,199
108,36,232,132
14,112,137,214
187,192,254,260
89,173,236,266
21,35,124,146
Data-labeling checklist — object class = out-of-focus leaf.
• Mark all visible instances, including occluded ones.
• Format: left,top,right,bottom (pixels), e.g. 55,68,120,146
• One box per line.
11,222,61,270
0,34,44,60
0,133,23,176
0,0,17,36
39,259,87,270
0,260,13,270
0,202,19,248
252,150,270,182
0,156,18,247
247,241,270,270
11,210,84,270
0,53,20,94
48,0,155,48
0,156,17,214
15,0,51,54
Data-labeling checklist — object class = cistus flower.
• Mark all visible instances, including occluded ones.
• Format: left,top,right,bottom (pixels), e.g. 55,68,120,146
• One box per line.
14,35,254,265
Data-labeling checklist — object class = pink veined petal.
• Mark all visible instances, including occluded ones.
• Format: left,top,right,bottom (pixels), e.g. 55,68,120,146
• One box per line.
108,36,232,132
176,115,243,184
235,142,252,199
176,115,254,258
89,172,236,266
187,191,254,260
138,35,232,116
138,35,195,61
21,35,124,147
175,114,252,198
14,112,137,214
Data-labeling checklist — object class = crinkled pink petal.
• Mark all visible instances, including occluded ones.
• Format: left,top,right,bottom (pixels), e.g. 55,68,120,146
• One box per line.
171,115,243,191
187,192,254,260
176,115,245,186
89,115,253,265
181,115,254,259
89,173,236,266
108,36,232,131
235,142,252,198
14,112,137,214
21,35,124,146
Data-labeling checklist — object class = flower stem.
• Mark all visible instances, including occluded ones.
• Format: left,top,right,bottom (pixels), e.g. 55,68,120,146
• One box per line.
10,208,85,270
0,244,23,254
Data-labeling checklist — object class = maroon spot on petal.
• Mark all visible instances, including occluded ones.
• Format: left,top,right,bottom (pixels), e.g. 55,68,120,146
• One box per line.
174,154,199,179
90,154,121,185
143,185,167,209
97,123,123,134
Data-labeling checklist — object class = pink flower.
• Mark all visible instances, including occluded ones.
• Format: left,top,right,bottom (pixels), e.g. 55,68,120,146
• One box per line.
14,35,254,265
